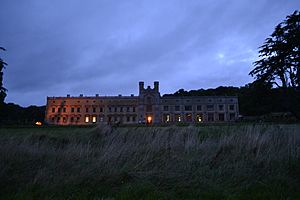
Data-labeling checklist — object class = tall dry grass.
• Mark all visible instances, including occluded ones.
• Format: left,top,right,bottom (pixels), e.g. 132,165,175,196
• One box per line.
0,124,299,199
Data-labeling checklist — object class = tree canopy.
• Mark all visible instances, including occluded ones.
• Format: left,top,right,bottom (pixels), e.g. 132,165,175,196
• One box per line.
249,10,300,88
0,47,7,104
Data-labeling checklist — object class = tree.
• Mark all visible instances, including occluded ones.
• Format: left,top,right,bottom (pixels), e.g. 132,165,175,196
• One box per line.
249,10,300,88
0,47,7,104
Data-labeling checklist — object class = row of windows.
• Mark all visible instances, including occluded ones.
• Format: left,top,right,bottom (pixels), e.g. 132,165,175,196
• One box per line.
51,106,136,113
162,113,236,122
51,115,137,123
162,104,235,112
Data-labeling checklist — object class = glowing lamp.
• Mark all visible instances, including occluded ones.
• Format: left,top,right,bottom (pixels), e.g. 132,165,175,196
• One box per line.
35,122,42,126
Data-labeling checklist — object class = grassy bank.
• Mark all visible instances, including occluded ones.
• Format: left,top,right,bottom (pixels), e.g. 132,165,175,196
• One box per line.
0,124,299,199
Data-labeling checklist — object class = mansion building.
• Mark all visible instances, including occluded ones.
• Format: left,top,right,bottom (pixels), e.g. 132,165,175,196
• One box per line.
45,82,239,125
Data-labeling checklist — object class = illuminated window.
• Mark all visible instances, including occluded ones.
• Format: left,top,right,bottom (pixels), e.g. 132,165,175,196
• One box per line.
196,114,203,122
175,114,181,122
147,116,152,124
166,114,170,122
92,116,97,123
52,107,55,113
85,116,89,123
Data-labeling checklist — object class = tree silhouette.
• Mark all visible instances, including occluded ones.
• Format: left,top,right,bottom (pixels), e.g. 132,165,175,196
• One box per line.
249,10,300,88
0,47,7,104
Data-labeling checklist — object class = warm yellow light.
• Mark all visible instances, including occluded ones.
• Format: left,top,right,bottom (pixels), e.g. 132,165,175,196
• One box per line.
85,116,89,123
35,121,42,126
92,116,97,123
147,116,152,123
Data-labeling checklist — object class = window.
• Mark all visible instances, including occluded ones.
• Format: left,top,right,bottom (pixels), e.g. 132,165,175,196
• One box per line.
77,107,80,112
196,114,203,122
93,107,96,113
175,114,181,122
163,114,170,123
63,107,66,112
197,105,202,111
175,106,180,111
52,107,55,113
127,116,130,122
114,107,117,112
208,113,214,122
85,116,89,123
71,108,74,113
229,105,235,111
108,107,112,112
100,107,103,112
219,105,224,111
85,108,89,113
132,116,136,122
133,107,136,112
120,107,123,112
186,113,192,122
58,108,61,112
146,105,152,112
63,117,67,123
185,105,192,111
127,107,130,112
163,106,169,111
207,105,214,111
230,113,235,120
57,117,60,122
77,117,80,121
99,117,103,122
51,117,55,122
219,113,225,121
92,116,97,123
71,117,74,122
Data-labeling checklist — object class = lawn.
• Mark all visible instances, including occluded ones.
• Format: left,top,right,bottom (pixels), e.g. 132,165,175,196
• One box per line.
0,124,299,199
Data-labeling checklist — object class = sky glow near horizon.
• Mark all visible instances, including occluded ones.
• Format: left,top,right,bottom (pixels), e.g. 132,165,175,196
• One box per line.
0,0,299,106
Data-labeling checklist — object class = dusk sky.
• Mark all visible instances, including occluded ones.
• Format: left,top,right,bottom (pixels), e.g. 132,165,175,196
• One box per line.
1,0,299,107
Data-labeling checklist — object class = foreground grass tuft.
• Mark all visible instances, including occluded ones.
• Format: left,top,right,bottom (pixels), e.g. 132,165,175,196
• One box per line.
0,124,299,199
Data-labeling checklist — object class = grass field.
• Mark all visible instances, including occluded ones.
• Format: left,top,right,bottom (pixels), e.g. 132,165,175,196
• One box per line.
0,124,299,199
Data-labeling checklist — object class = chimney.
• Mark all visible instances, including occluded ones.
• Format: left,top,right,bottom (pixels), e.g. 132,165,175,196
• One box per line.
154,81,159,91
139,81,144,94
79,94,83,97
67,94,70,97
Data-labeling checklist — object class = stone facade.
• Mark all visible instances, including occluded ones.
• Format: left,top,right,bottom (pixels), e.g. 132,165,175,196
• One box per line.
45,81,239,125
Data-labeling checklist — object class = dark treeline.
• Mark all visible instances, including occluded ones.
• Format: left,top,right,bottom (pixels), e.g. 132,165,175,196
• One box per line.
164,81,300,120
0,103,45,125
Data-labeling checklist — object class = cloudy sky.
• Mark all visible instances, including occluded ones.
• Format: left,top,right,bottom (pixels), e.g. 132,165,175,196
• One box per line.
1,0,299,106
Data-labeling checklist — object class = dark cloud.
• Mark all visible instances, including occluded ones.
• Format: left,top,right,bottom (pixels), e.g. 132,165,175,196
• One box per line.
1,0,299,106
